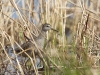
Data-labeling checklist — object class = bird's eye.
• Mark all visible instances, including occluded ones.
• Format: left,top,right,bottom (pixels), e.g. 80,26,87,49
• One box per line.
46,25,49,27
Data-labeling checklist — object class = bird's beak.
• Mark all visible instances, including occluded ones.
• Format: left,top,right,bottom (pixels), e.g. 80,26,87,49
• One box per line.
51,28,58,32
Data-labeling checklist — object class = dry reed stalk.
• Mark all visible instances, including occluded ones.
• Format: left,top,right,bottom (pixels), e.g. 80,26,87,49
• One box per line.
1,0,100,75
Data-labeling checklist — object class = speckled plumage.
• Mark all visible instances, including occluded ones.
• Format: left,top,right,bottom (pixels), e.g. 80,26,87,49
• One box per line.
14,23,58,57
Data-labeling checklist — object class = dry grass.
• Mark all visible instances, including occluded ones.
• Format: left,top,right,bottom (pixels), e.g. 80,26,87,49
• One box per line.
0,0,100,75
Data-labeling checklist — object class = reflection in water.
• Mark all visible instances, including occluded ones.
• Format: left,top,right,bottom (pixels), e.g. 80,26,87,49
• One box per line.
5,46,42,75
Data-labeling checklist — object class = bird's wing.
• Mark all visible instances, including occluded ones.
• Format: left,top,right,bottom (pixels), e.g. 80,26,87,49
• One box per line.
15,41,31,53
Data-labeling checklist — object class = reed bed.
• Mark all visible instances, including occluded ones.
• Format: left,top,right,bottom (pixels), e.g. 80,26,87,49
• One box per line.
0,0,100,75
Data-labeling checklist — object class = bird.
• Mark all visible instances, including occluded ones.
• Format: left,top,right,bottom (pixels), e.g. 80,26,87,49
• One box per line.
6,23,58,57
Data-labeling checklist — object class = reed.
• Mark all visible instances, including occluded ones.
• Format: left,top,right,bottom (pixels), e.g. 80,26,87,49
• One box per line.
0,0,100,75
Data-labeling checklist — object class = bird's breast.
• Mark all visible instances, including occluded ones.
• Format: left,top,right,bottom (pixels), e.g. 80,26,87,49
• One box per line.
36,37,44,49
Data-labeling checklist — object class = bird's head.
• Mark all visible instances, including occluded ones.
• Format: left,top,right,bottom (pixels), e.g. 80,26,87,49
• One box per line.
42,23,58,32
